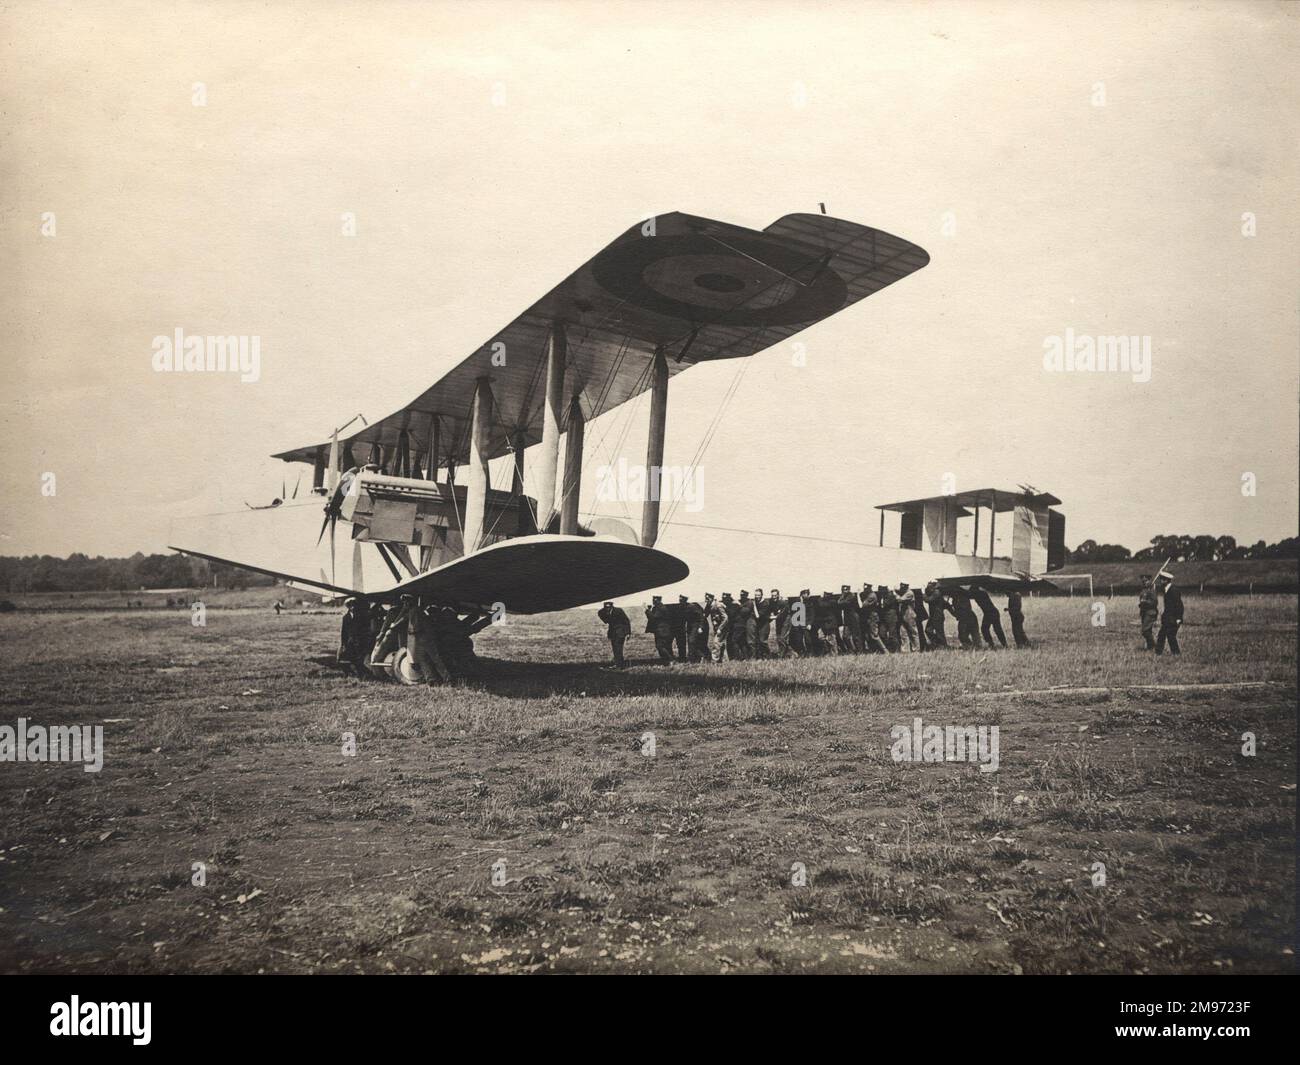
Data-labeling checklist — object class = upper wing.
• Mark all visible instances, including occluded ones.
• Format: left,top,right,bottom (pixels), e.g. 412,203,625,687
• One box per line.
273,211,929,470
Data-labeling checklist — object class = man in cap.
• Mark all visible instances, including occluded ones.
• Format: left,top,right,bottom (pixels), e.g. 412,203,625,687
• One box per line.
838,584,863,653
598,600,632,667
337,597,372,677
673,595,692,661
644,595,675,663
704,593,729,662
772,589,796,657
877,584,900,652
685,595,709,663
793,590,815,655
912,586,930,652
924,581,949,648
971,585,1008,649
1154,572,1184,655
737,590,758,660
1005,589,1030,648
722,592,742,660
753,589,773,659
815,591,842,655
1137,575,1159,651
859,583,887,653
948,585,979,649
896,583,919,652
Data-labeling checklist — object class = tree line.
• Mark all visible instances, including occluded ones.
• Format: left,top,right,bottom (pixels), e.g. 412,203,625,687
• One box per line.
1068,535,1299,564
0,553,275,593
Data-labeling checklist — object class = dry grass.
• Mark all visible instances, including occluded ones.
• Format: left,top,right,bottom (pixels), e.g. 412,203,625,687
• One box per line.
0,595,1293,973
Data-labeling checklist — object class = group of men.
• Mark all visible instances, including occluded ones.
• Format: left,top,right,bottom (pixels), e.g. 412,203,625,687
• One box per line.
597,582,1032,667
1137,572,1185,654
337,596,493,682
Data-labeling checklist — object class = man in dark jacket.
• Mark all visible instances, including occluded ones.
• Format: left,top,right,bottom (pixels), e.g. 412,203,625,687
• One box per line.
912,588,930,651
685,597,709,663
859,585,887,653
1006,590,1030,648
1155,575,1184,655
673,595,692,661
838,585,863,652
598,601,632,667
337,598,372,676
878,585,900,652
772,590,796,657
753,589,773,658
971,586,1008,648
949,586,979,649
644,596,674,662
924,582,949,648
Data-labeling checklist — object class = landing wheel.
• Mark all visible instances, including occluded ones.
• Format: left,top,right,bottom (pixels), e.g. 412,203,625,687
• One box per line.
390,648,423,685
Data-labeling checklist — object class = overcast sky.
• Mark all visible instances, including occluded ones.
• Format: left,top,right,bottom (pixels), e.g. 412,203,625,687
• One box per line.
4,0,1297,570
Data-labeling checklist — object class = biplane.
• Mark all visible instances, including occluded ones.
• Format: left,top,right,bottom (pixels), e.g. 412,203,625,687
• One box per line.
171,210,931,615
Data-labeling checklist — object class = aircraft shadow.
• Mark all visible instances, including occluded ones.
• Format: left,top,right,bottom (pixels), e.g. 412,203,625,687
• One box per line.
462,656,842,699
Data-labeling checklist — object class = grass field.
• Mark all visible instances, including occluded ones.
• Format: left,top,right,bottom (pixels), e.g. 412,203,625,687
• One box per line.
0,595,1294,974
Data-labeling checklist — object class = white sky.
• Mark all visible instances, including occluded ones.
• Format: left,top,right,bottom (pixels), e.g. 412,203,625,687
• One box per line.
3,0,1297,564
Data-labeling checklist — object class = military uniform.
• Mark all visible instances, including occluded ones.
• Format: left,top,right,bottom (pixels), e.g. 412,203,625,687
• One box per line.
773,594,796,657
1138,582,1159,650
878,587,900,652
972,587,1008,649
598,603,632,667
859,589,887,653
645,599,675,662
924,585,949,648
896,585,919,652
949,588,979,649
337,601,372,676
1006,590,1029,648
754,594,773,658
705,596,729,662
838,587,863,652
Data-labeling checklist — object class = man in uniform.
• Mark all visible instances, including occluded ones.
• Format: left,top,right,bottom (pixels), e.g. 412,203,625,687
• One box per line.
645,595,675,663
772,589,796,657
705,593,729,662
838,584,863,652
598,600,632,667
797,590,818,654
878,584,900,652
912,587,930,651
859,584,887,653
753,589,773,658
949,586,979,649
1138,575,1159,650
1155,573,1184,655
337,598,372,677
924,581,949,648
737,590,758,660
673,595,692,661
685,596,709,663
1005,589,1030,648
971,585,1008,649
896,583,919,652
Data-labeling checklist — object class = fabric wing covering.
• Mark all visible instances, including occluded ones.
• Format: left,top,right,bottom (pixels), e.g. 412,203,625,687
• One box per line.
273,211,930,470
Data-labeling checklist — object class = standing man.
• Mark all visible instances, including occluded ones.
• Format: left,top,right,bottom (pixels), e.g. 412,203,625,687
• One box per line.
737,590,758,660
598,600,632,667
1138,575,1159,651
838,585,863,653
673,595,692,661
685,597,709,663
971,586,1008,649
912,587,929,652
859,584,887,653
645,595,675,663
705,593,729,663
896,583,919,652
337,598,371,677
753,589,773,659
1005,590,1030,648
924,581,949,648
949,586,979,649
1155,574,1184,655
773,590,796,657
878,585,900,652
722,592,742,659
